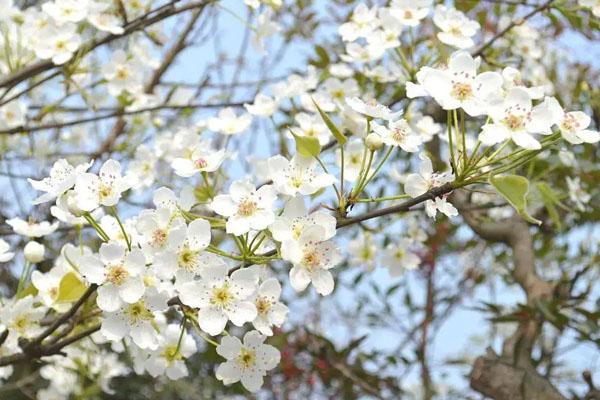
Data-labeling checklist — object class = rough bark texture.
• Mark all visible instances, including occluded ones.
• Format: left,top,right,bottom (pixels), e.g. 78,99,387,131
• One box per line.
452,190,566,400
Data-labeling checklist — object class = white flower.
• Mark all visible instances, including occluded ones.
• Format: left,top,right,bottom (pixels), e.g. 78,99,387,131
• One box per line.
0,100,27,129
74,159,131,212
337,138,369,182
34,23,81,65
215,331,280,392
381,239,421,276
545,97,600,145
338,4,379,42
79,242,146,312
42,0,88,24
267,154,336,196
244,93,278,117
136,207,186,257
208,107,252,135
211,180,277,236
348,232,377,271
87,4,124,34
294,112,330,145
411,51,503,116
252,9,281,54
153,218,212,281
171,147,227,178
502,67,544,100
372,118,422,151
31,267,70,311
479,88,553,150
0,239,14,262
388,0,432,26
145,324,197,379
100,287,168,349
29,158,92,204
433,5,479,49
345,96,393,120
101,50,145,96
24,241,45,263
566,176,591,212
281,226,341,296
0,296,45,342
413,114,442,142
6,218,59,238
270,196,336,243
178,266,259,335
404,153,457,219
251,278,288,336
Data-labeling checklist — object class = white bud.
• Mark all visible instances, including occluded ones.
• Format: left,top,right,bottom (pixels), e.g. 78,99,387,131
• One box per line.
24,241,45,264
58,190,85,217
365,133,384,151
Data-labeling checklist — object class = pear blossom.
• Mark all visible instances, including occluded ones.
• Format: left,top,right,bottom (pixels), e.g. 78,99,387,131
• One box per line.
404,153,457,219
267,154,336,196
145,324,197,379
348,232,377,271
269,196,336,243
31,267,69,311
566,176,591,212
135,207,186,256
208,107,252,135
410,51,503,116
388,0,432,26
215,330,280,392
28,158,92,204
372,118,422,151
100,287,169,349
34,23,81,65
346,96,393,120
338,3,379,42
0,100,27,129
178,266,259,335
6,218,59,237
294,112,330,145
101,50,145,96
74,159,131,211
281,226,341,296
24,241,45,263
42,0,88,24
79,242,146,312
381,239,421,276
244,93,278,117
0,239,15,262
171,147,227,178
252,9,281,54
0,296,45,342
433,5,479,49
479,88,553,150
502,67,545,100
545,97,600,144
211,180,277,236
251,278,288,336
153,218,212,281
337,138,369,182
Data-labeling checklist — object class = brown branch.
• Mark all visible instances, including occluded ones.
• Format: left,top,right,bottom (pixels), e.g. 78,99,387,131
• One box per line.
472,0,555,57
0,0,214,89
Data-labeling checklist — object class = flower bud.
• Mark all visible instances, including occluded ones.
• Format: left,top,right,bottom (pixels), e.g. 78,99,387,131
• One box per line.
365,133,384,151
24,241,45,264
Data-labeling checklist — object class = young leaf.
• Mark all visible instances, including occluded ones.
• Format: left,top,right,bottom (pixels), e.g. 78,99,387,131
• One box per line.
57,272,87,302
535,182,564,230
291,130,321,157
489,174,541,225
311,98,347,145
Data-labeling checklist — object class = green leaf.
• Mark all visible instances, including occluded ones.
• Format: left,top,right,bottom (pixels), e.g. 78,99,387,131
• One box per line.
57,272,87,303
535,182,564,230
291,130,321,157
489,174,541,225
17,283,38,299
311,98,347,145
